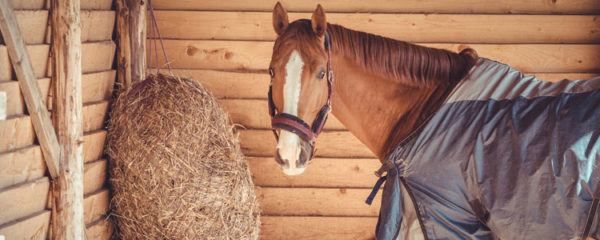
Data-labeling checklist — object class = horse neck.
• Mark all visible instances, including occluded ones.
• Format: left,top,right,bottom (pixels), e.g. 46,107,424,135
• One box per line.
329,52,457,161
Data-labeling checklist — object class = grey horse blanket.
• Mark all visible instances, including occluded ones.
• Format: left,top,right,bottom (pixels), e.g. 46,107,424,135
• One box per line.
376,58,600,239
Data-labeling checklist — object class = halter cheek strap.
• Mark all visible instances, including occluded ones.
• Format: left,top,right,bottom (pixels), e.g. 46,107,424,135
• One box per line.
268,30,334,160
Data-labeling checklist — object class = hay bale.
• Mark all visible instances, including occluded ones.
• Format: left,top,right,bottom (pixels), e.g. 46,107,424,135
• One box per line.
106,74,260,239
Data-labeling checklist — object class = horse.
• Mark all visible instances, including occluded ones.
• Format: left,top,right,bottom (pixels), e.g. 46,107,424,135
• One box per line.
267,2,600,239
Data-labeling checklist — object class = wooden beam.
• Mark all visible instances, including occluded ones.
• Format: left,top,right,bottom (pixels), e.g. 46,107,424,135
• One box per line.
168,69,599,99
149,40,600,73
240,129,376,158
116,0,131,90
0,177,50,225
150,0,600,14
0,210,50,240
257,187,381,216
0,0,60,178
153,11,600,44
50,0,84,238
248,157,380,188
127,0,145,83
260,216,377,240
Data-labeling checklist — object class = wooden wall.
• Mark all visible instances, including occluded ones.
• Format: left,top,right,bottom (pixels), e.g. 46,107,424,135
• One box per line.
148,0,600,239
0,0,115,239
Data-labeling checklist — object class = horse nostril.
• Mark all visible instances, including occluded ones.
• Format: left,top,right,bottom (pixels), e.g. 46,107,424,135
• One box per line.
275,149,290,168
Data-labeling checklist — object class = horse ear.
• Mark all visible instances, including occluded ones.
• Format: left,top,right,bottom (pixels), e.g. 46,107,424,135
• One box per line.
311,4,327,37
272,2,289,36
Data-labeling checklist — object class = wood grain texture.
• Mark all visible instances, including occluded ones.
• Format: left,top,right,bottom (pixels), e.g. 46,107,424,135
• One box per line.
0,101,108,153
149,40,600,73
51,0,85,237
0,0,60,177
0,145,45,189
1,10,114,45
7,0,112,10
168,69,598,99
0,42,115,81
239,129,374,158
0,177,49,225
260,216,377,240
154,11,600,43
83,188,108,225
83,130,106,163
150,0,600,14
85,218,113,240
257,187,381,216
0,210,50,240
116,0,132,90
83,159,106,195
127,0,145,84
248,157,380,188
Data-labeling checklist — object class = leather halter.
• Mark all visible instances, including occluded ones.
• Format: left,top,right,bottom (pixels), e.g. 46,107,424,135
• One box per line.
268,30,334,160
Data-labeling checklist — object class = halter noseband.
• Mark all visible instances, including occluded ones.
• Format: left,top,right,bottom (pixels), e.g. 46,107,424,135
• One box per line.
268,30,334,160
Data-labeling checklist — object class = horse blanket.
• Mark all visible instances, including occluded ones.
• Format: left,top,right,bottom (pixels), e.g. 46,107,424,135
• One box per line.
376,58,600,240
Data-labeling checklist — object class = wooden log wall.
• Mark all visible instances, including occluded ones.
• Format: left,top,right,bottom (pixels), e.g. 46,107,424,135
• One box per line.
0,0,115,239
149,1,600,239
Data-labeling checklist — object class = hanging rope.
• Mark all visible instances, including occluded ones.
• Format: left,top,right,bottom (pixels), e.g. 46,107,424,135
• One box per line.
147,0,172,75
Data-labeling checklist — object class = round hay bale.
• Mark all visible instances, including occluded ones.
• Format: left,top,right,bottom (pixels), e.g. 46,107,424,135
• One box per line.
106,74,260,239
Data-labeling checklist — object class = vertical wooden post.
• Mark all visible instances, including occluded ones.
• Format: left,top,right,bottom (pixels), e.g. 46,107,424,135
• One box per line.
116,0,132,90
51,0,84,239
127,0,146,83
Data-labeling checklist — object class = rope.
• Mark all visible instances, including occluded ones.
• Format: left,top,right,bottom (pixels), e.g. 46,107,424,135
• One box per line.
147,0,172,75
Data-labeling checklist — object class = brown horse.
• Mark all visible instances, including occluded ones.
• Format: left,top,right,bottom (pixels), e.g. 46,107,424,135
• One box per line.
268,3,477,176
268,2,600,240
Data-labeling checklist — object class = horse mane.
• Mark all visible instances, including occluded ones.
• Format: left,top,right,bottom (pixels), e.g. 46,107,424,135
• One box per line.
326,23,478,87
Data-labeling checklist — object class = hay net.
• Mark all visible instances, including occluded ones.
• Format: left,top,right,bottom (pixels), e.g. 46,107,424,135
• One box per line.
106,74,260,239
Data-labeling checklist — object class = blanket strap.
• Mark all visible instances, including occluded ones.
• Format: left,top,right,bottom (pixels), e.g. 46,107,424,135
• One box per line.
581,184,600,240
365,175,387,205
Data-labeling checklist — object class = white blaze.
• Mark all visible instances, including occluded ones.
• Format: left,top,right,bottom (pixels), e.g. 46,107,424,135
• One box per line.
277,50,306,176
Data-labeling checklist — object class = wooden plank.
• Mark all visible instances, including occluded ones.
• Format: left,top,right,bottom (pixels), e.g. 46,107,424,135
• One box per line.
81,0,112,10
167,69,599,99
80,10,115,42
84,159,106,195
260,216,377,240
239,129,374,158
149,40,600,73
0,70,114,117
82,41,116,74
248,157,380,188
0,2,60,178
8,10,48,44
0,44,50,81
81,70,115,103
154,11,600,44
150,0,600,14
0,115,35,152
83,130,106,163
257,187,380,216
0,145,45,189
83,189,109,225
0,177,49,225
8,0,44,10
0,102,109,152
82,101,108,133
0,210,50,240
85,218,113,240
169,69,268,99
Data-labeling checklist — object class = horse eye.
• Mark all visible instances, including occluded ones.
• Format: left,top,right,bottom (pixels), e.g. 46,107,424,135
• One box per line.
317,71,325,80
269,68,274,78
